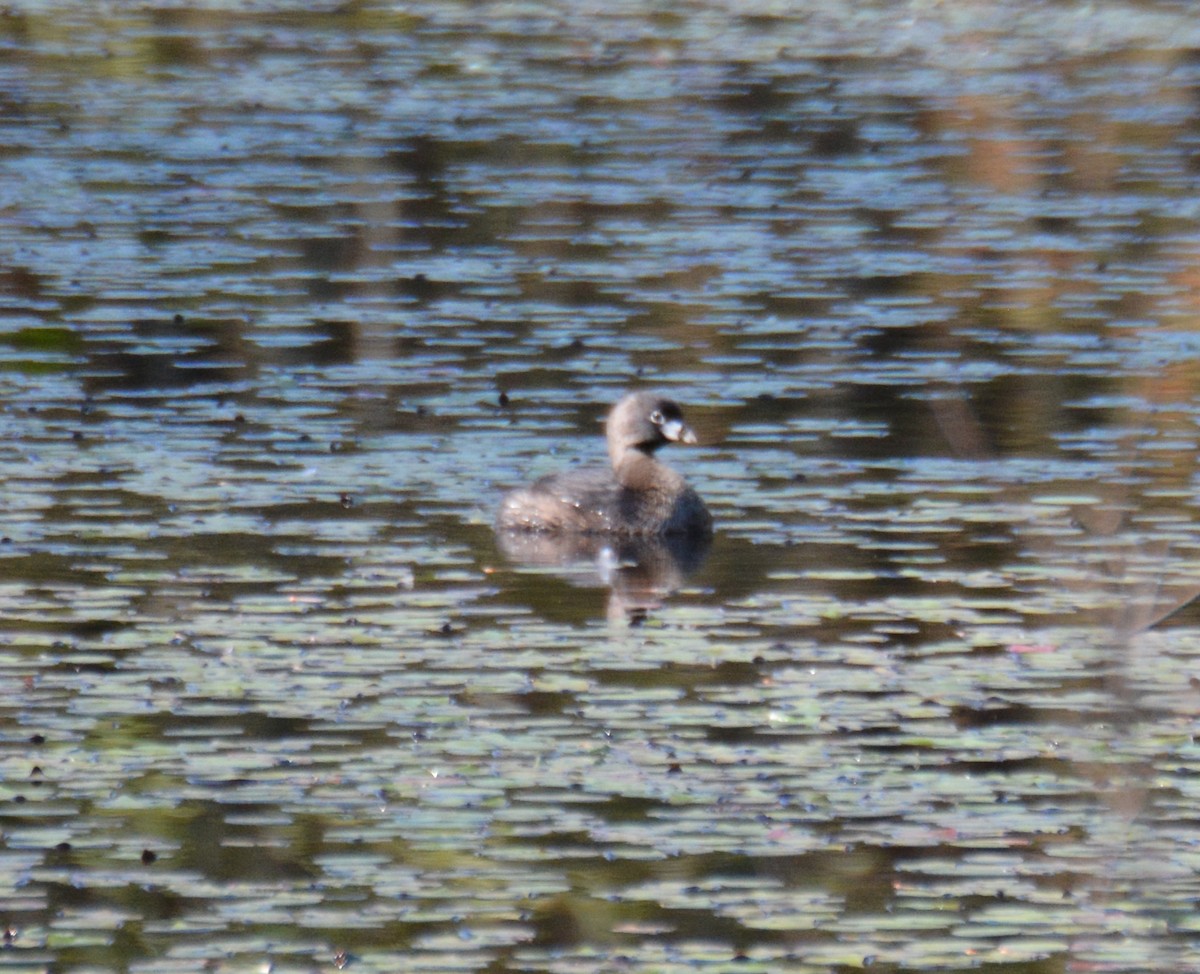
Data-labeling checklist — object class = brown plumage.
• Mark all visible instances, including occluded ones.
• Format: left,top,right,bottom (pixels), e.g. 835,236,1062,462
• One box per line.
496,391,712,537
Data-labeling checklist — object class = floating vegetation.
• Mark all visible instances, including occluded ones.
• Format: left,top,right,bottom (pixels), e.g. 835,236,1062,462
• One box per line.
2,2,1200,972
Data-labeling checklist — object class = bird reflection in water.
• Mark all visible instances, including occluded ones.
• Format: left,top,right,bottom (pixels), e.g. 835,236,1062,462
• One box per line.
494,529,711,624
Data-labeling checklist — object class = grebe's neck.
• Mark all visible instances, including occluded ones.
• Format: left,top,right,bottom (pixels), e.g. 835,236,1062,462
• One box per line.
613,449,683,491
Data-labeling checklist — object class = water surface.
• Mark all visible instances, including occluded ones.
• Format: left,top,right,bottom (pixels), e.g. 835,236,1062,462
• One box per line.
3,2,1200,972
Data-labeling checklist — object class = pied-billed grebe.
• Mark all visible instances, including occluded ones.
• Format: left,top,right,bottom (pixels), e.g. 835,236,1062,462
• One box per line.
496,391,712,537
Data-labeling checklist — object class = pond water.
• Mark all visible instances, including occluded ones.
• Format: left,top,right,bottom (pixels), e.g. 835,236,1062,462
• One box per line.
4,2,1200,971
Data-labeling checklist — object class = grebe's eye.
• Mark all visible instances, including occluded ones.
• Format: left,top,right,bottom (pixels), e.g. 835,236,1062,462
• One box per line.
649,410,664,426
